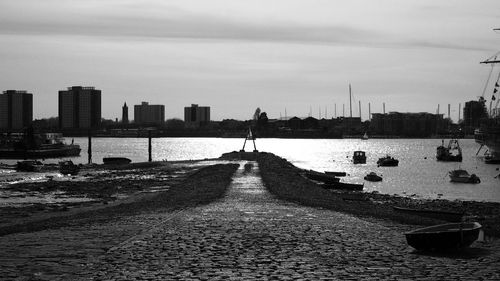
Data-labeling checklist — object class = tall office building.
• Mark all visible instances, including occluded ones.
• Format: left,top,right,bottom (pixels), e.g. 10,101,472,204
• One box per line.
0,90,33,131
122,102,129,124
58,86,101,129
184,104,210,128
134,102,165,125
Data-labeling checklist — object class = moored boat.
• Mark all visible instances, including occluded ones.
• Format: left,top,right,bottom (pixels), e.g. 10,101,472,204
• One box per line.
364,172,382,182
476,29,500,164
448,169,480,183
377,155,399,167
0,132,81,159
103,157,132,165
405,222,482,251
352,151,366,164
436,139,462,162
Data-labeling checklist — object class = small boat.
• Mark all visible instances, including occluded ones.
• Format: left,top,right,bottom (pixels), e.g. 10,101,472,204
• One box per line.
377,155,399,167
361,132,368,140
305,170,340,184
244,162,253,171
324,171,347,177
393,206,464,222
352,151,366,164
59,160,80,175
448,169,480,183
404,222,482,251
16,160,44,172
484,153,500,164
436,139,462,162
103,157,132,165
323,181,364,191
364,172,382,182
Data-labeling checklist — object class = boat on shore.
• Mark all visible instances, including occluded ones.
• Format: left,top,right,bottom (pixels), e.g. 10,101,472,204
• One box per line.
405,222,482,251
436,139,462,162
449,169,480,183
393,206,464,222
16,160,44,172
59,160,80,175
0,132,81,159
305,170,340,184
103,157,132,165
377,155,399,167
324,171,347,177
322,181,364,191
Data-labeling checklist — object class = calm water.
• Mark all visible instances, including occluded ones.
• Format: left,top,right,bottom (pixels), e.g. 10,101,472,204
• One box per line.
1,137,499,203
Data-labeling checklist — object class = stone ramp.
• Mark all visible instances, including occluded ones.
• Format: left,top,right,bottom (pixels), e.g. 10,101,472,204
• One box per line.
77,162,500,280
1,161,499,280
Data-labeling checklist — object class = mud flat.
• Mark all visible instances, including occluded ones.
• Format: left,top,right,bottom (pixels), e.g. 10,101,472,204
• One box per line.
223,151,500,238
0,162,239,236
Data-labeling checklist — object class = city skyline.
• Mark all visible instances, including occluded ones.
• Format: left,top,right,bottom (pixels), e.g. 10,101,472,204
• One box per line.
1,0,499,122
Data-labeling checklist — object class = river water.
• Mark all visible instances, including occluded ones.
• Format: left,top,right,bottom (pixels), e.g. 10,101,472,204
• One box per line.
1,137,499,203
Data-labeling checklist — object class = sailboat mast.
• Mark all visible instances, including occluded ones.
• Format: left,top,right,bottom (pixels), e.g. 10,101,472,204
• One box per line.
349,84,353,118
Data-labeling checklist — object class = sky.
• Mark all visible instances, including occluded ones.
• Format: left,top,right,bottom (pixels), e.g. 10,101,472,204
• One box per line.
0,0,499,122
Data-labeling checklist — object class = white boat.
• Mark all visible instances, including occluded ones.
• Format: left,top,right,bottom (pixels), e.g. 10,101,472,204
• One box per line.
448,169,480,183
361,132,368,140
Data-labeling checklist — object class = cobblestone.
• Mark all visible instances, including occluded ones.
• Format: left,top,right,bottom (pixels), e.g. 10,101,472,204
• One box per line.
1,161,499,280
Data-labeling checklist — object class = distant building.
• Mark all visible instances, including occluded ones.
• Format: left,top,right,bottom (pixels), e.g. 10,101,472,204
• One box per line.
463,99,488,130
0,90,33,131
370,112,444,137
184,104,210,128
122,102,129,124
134,102,165,125
58,86,102,129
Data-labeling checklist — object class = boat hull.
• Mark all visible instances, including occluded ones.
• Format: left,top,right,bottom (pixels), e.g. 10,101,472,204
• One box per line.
405,222,482,251
0,145,81,159
393,206,463,222
103,157,132,165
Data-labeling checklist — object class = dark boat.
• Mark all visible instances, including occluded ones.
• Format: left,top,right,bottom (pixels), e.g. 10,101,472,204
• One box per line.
405,222,482,251
364,172,382,182
16,160,44,172
393,206,464,222
323,181,364,191
377,155,399,167
103,157,132,165
448,169,480,183
305,170,340,184
436,139,462,162
0,132,81,159
324,171,347,177
352,150,366,164
59,160,80,175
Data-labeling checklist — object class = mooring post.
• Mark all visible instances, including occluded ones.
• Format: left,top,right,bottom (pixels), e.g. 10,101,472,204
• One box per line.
88,129,92,164
148,130,152,162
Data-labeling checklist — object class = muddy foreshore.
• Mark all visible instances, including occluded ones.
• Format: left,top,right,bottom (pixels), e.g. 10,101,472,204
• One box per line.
2,151,500,238
222,151,500,238
0,162,239,236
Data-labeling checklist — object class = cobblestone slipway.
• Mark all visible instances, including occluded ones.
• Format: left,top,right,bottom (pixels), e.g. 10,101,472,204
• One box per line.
1,162,499,280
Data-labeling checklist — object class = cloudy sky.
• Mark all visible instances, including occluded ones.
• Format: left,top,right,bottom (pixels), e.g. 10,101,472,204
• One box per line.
0,0,499,121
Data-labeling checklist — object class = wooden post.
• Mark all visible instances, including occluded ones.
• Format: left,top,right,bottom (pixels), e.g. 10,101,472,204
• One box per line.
88,129,92,164
148,130,152,162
